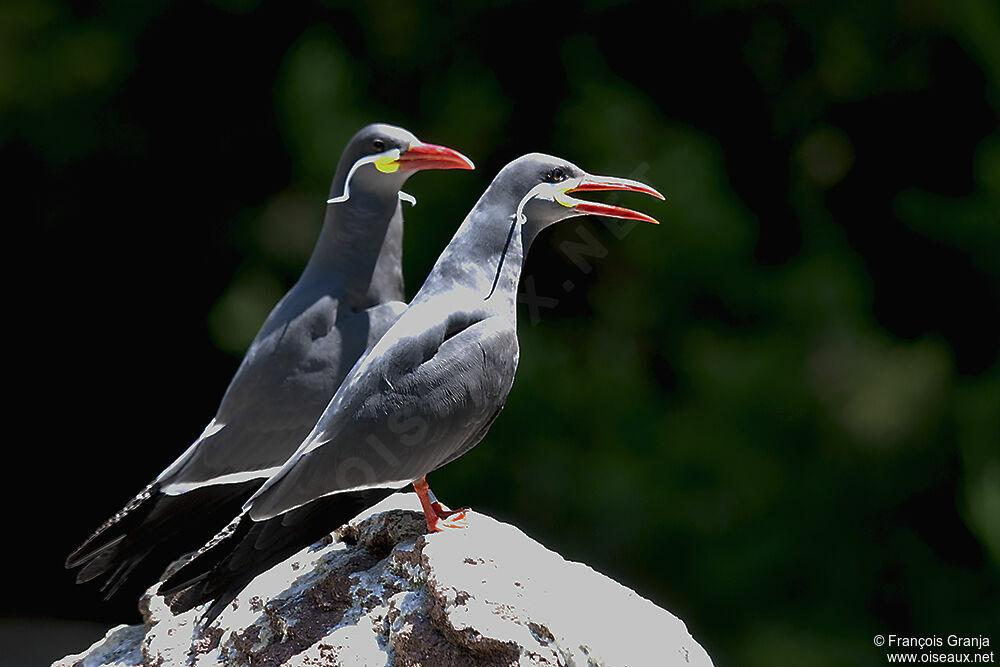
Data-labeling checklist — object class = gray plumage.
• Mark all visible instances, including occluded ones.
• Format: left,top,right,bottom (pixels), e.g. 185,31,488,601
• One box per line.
66,124,473,597
161,153,662,624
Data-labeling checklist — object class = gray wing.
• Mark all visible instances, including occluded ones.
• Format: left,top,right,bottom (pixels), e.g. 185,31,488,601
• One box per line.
247,307,519,521
157,292,407,494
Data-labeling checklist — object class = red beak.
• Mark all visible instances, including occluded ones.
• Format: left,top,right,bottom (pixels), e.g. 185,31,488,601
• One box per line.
565,174,664,224
396,142,475,172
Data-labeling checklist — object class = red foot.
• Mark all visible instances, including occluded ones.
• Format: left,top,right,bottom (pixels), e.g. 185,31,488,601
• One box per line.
414,477,468,532
428,508,468,532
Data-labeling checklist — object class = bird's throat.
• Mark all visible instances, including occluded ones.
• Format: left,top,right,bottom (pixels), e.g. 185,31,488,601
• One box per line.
302,198,405,308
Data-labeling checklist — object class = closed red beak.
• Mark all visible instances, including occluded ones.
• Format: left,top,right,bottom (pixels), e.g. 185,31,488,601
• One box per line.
396,142,475,172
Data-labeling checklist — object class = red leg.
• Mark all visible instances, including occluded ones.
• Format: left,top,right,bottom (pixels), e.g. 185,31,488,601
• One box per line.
413,477,467,532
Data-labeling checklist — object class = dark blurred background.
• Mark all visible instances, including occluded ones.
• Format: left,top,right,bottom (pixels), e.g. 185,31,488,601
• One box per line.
5,0,999,665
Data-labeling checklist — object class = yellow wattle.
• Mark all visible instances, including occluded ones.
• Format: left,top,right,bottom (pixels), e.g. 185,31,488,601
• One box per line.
375,155,400,173
555,188,576,207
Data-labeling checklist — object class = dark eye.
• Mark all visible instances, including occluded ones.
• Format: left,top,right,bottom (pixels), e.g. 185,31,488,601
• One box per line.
545,167,568,183
373,138,386,152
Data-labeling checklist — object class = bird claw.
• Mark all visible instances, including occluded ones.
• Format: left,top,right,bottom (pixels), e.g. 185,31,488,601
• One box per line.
431,501,468,517
414,477,469,532
427,508,468,532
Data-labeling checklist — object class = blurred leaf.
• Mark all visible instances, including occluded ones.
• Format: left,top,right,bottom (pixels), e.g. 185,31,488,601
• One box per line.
208,267,285,355
276,28,368,185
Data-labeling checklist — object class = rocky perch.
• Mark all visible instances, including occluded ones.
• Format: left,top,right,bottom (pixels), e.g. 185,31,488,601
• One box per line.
56,494,713,666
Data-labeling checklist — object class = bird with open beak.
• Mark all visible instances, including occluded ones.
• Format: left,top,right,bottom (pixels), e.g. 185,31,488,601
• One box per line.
160,152,662,626
66,124,474,600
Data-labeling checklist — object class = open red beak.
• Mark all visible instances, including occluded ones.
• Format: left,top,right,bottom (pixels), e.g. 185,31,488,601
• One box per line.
396,142,475,172
564,174,664,224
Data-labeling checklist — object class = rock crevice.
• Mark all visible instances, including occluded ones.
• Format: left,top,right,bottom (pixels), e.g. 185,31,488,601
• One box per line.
56,494,713,667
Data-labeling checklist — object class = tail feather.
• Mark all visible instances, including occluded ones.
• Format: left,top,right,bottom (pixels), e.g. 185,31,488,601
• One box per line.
67,481,258,599
73,537,126,584
66,482,159,569
100,545,153,599
160,511,253,598
163,488,395,624
201,595,235,628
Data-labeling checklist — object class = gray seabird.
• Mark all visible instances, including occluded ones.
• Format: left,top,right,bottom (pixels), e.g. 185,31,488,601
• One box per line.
161,153,663,625
66,124,474,598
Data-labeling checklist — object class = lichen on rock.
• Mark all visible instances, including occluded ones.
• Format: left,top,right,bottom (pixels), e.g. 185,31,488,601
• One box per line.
55,494,713,667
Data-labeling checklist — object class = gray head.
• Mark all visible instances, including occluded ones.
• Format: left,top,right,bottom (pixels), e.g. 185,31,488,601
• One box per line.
456,154,663,302
486,153,663,247
328,123,475,203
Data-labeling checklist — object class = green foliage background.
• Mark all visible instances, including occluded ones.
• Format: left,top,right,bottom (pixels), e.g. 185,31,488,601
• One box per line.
7,0,998,664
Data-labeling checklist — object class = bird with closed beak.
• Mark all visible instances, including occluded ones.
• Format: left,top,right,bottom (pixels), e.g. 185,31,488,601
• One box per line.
66,124,474,600
161,152,663,626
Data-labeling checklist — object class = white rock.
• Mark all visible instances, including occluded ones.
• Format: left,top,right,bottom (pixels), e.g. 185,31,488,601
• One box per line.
56,493,713,666
51,624,143,667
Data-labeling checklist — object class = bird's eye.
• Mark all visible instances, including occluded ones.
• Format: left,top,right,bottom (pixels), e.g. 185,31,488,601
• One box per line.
546,167,567,183
373,139,386,152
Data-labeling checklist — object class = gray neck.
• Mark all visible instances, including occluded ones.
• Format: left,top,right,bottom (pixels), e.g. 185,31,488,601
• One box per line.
415,186,525,317
300,185,405,309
